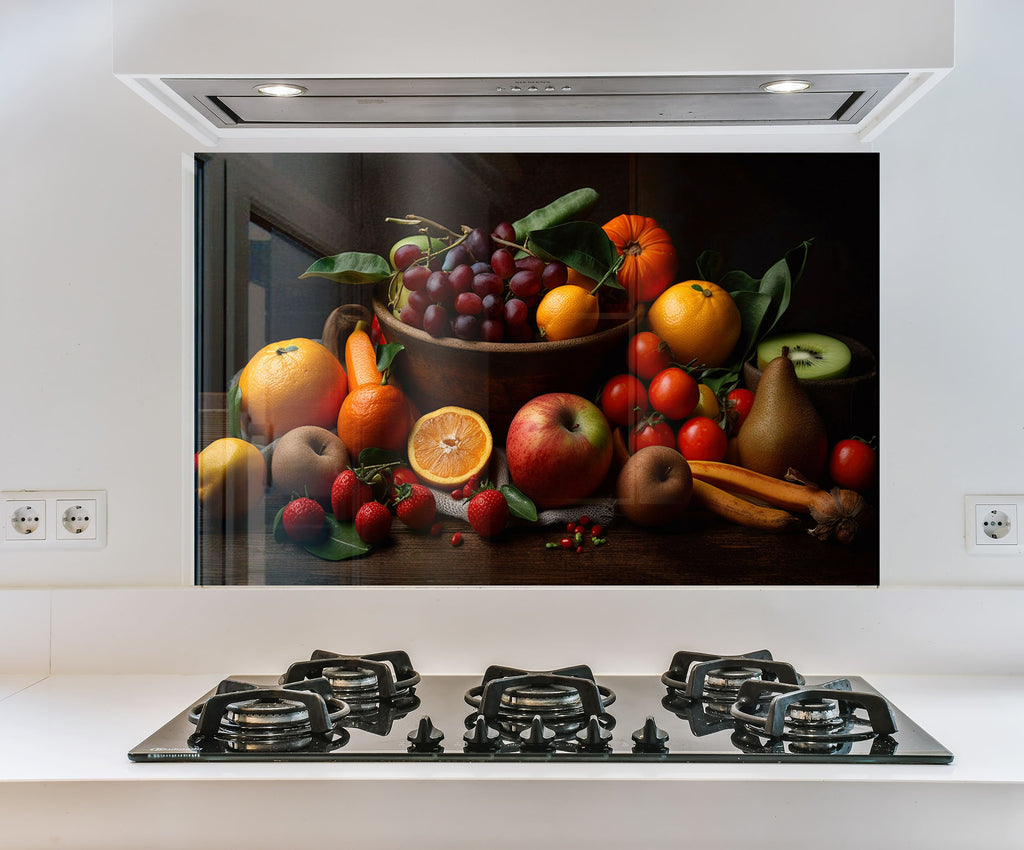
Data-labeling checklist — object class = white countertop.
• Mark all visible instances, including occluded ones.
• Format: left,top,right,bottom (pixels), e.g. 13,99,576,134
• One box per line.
1,672,1022,848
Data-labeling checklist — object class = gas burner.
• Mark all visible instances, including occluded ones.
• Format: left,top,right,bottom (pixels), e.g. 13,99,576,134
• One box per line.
187,677,350,753
730,677,899,746
464,665,616,744
280,649,421,710
661,649,804,707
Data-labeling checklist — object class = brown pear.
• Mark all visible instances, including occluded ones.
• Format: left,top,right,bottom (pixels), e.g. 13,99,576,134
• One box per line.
736,351,828,482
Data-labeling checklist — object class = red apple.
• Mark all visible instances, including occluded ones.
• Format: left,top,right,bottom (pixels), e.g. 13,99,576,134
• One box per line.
505,393,613,509
271,425,350,504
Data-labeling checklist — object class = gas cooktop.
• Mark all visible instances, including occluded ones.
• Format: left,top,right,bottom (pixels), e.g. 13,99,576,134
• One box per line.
128,649,953,764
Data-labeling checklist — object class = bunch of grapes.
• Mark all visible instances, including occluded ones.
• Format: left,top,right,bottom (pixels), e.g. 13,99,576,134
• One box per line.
394,222,569,343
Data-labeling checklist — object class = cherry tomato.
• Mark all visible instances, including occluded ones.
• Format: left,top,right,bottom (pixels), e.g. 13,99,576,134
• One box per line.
600,374,648,428
648,367,700,421
829,439,878,491
677,416,728,462
629,417,676,454
726,388,755,434
627,331,672,381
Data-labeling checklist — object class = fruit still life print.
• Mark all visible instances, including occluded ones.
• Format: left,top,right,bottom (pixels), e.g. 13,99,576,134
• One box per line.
194,153,879,586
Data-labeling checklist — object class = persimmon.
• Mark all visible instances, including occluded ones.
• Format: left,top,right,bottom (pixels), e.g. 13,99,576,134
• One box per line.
602,214,679,304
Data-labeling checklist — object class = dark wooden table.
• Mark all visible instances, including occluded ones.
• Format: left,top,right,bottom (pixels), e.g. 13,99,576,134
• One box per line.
197,499,879,586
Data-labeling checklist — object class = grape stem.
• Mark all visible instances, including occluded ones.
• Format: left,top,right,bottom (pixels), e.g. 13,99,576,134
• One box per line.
492,234,535,256
385,214,466,240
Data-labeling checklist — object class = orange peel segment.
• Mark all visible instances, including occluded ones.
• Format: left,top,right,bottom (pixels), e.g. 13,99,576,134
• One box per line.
407,406,493,489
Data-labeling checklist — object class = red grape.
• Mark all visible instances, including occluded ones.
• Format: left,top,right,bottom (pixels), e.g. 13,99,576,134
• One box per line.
449,263,473,295
509,269,541,297
504,298,528,326
399,305,423,329
426,270,452,303
515,256,545,274
541,261,568,289
481,292,504,319
423,304,449,337
402,264,430,292
407,289,431,314
490,248,516,280
466,228,492,262
492,221,516,243
455,291,483,315
480,318,505,342
472,272,504,298
393,243,423,270
453,314,480,340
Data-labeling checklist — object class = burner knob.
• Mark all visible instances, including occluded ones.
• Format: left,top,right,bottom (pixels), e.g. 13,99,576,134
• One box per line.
463,715,501,752
576,714,613,752
519,715,557,752
407,716,444,752
631,716,669,753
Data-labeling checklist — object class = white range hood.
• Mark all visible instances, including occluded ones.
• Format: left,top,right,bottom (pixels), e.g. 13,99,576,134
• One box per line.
113,0,953,145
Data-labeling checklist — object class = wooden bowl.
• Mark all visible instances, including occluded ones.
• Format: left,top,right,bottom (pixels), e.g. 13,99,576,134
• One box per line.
742,334,878,441
373,295,641,441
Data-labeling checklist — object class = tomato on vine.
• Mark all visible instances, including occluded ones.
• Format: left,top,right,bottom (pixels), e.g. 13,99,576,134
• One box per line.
677,416,728,462
600,374,648,429
627,331,672,381
648,367,699,421
629,414,676,454
726,388,755,435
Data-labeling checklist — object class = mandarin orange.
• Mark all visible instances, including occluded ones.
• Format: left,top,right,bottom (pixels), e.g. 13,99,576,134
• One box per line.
646,281,742,369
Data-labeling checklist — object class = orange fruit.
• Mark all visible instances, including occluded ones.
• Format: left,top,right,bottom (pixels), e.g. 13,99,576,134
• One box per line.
337,384,412,459
536,284,600,341
238,338,348,443
196,437,267,520
407,407,493,488
646,280,742,368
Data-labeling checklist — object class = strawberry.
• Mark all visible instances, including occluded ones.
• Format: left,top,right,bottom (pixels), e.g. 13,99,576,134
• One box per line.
331,469,373,521
393,483,436,532
466,488,509,538
282,497,326,543
388,466,420,500
354,501,392,544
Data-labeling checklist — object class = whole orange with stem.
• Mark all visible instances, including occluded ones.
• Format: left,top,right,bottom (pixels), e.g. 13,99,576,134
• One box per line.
238,338,347,443
536,283,600,341
336,324,412,458
646,280,742,369
602,214,679,303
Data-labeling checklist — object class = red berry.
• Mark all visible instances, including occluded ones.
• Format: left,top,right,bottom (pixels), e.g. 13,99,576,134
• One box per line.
463,474,480,499
281,497,326,543
394,483,437,532
590,524,604,537
576,545,584,554
560,537,573,549
430,522,442,536
451,489,464,501
388,466,420,499
451,532,463,547
331,469,373,522
466,489,509,538
354,501,392,544
579,515,591,526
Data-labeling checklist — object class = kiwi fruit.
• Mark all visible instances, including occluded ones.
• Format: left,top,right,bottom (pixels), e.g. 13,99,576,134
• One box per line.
756,333,851,380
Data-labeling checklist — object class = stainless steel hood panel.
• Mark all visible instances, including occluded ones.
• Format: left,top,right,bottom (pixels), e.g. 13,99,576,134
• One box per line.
166,74,904,129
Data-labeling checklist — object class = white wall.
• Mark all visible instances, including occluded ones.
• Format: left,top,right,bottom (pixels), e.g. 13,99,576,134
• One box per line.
0,0,1021,589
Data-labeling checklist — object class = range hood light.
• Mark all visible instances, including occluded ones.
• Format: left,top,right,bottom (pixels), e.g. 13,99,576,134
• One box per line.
255,83,307,97
760,79,813,93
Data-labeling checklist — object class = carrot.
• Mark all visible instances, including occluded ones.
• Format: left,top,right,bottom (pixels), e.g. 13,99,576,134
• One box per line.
345,322,382,390
687,461,866,544
690,479,801,533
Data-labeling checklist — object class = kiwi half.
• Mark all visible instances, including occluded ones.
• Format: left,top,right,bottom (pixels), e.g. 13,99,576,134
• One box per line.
756,332,852,380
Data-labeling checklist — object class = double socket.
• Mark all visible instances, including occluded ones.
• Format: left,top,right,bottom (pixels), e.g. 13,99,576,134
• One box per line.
2,490,107,549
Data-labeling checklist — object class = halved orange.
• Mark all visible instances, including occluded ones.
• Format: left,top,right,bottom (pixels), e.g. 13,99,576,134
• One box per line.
407,407,493,488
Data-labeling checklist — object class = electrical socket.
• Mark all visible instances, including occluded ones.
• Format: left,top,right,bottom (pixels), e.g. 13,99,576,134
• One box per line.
4,499,46,541
0,490,106,549
965,495,1023,556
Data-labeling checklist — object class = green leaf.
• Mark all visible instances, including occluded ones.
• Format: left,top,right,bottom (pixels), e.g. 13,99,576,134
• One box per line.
358,448,405,469
376,341,405,375
717,268,761,294
501,484,537,523
695,249,722,282
227,378,242,439
731,290,774,358
526,221,623,289
299,252,392,285
756,257,793,338
302,514,372,561
272,504,288,543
